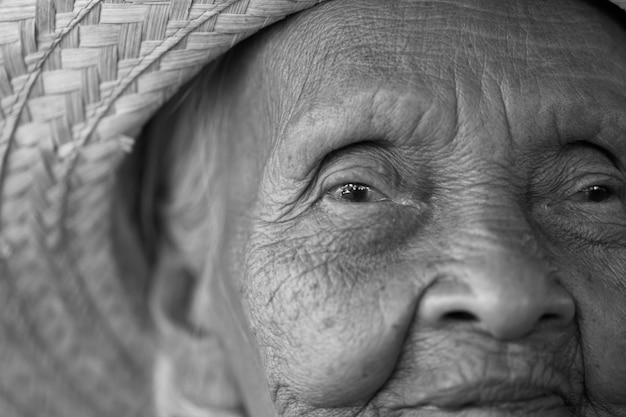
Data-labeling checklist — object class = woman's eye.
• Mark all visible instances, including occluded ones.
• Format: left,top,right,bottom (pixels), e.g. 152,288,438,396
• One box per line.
576,185,615,203
573,185,617,204
327,183,389,203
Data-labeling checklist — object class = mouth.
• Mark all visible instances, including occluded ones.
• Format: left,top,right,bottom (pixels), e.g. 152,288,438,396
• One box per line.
379,336,577,416
391,378,571,417
385,358,574,416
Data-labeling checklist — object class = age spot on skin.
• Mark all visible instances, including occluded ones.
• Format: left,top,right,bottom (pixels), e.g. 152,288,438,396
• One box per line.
322,318,335,329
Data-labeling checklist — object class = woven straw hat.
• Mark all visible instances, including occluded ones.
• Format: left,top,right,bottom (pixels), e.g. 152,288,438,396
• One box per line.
0,1,625,417
0,1,328,416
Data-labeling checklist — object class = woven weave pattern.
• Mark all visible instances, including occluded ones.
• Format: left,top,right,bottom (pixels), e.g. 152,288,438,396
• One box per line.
0,1,324,416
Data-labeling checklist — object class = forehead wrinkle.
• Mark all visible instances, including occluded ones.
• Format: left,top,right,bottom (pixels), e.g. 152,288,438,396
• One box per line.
258,10,342,150
264,0,438,108
254,0,626,179
264,0,624,117
459,6,620,79
277,0,625,109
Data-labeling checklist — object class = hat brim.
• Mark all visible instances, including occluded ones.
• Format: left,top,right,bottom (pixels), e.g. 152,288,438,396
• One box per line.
0,1,328,416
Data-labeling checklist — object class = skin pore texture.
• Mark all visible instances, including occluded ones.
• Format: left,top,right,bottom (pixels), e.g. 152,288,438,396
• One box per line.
143,0,626,416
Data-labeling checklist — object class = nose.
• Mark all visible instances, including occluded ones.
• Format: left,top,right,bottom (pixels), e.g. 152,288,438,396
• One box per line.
417,251,575,340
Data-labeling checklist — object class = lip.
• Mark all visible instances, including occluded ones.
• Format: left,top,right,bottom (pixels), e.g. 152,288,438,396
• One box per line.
419,386,565,413
415,379,567,410
394,389,570,417
385,354,574,415
399,396,569,417
379,335,576,416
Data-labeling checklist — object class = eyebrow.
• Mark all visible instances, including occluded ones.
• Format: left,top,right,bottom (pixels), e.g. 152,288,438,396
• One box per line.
578,107,625,170
565,140,623,170
318,140,394,169
535,88,626,165
273,88,432,183
276,110,384,183
595,120,626,172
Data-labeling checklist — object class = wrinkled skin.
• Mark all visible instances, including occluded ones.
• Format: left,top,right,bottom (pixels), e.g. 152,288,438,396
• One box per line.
154,0,626,416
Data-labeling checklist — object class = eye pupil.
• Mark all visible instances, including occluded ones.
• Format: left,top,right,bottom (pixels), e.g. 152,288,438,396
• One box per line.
584,185,611,203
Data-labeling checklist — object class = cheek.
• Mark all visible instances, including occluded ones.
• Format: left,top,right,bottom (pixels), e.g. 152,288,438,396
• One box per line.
584,307,626,401
241,230,420,408
554,248,626,404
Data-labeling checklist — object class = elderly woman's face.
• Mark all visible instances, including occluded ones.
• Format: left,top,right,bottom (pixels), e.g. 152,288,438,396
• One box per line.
201,0,626,416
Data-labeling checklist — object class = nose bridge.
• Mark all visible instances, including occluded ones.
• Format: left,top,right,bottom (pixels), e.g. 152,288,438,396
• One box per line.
464,221,547,289
417,213,575,340
447,202,549,295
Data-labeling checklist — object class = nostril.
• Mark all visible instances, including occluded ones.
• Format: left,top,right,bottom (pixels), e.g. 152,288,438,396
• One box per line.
539,312,561,323
442,311,479,322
